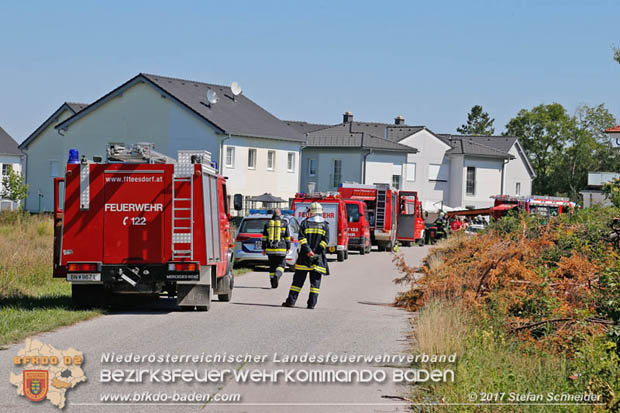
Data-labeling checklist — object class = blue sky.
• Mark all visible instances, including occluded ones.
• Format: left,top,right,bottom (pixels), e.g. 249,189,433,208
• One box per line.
1,0,619,142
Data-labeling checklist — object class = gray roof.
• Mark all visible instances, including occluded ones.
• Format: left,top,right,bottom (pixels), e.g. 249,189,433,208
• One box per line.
437,134,515,159
19,102,88,149
66,102,89,113
305,124,417,153
0,126,22,156
56,73,305,143
284,120,425,142
284,120,333,135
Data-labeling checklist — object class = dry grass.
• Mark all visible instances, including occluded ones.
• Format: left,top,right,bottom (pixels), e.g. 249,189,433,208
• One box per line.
413,299,467,357
0,212,100,346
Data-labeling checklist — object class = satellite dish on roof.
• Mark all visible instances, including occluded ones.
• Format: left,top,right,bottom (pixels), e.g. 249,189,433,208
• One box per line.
231,82,242,96
207,89,218,105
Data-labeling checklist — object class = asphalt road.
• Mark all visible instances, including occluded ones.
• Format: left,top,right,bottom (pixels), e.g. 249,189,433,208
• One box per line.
1,245,429,413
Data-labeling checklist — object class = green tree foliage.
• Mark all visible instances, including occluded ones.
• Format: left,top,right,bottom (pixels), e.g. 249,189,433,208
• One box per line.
1,168,28,203
505,103,574,195
457,105,495,135
506,103,618,199
602,177,620,207
614,46,620,64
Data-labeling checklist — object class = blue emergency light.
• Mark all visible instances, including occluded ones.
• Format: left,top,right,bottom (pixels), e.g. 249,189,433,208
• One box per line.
249,209,294,215
67,149,80,164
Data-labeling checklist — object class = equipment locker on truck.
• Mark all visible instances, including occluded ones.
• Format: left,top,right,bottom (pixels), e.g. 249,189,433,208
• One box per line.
53,143,234,311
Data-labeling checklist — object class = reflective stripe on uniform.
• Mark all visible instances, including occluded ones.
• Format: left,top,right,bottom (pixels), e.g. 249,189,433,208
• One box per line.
310,288,320,294
299,238,307,244
305,228,326,235
295,264,327,273
266,248,287,252
276,266,284,272
290,285,301,292
314,266,327,274
319,240,328,248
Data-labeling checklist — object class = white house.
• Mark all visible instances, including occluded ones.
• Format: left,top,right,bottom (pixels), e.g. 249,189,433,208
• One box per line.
20,73,305,212
292,113,534,211
286,114,418,192
0,126,25,210
19,103,88,212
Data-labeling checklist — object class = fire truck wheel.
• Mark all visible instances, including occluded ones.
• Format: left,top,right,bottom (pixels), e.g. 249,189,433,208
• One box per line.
344,250,349,260
359,245,366,255
218,273,234,302
337,251,345,262
417,238,425,247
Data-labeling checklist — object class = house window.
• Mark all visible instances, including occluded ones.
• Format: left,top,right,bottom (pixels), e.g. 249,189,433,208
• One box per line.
308,159,317,177
466,167,476,195
516,182,521,195
405,163,416,182
332,159,342,187
2,164,13,177
49,161,60,177
287,152,296,172
225,147,235,168
248,148,256,169
267,150,276,171
392,175,401,189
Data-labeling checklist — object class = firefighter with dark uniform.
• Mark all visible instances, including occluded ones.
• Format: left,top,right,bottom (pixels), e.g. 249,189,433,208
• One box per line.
282,202,329,309
261,208,291,288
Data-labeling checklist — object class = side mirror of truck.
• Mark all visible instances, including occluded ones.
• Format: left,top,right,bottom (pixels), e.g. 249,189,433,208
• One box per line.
233,194,243,211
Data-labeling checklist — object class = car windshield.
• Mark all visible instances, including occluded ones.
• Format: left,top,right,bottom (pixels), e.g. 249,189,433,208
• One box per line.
346,204,360,223
239,218,268,234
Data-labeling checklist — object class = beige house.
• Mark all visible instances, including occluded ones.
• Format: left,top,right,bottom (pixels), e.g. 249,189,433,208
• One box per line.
20,74,304,212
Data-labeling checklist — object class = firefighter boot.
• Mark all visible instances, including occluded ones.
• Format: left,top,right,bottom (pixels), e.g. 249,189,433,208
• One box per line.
270,273,279,289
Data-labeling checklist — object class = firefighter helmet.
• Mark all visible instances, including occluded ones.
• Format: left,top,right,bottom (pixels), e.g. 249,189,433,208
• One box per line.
308,202,323,215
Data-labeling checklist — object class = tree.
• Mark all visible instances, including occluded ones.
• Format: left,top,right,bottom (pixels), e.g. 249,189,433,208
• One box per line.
614,46,620,64
505,103,574,195
457,105,495,135
602,177,620,208
1,168,28,204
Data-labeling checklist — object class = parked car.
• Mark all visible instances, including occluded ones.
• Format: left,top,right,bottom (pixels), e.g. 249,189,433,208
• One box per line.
233,210,300,270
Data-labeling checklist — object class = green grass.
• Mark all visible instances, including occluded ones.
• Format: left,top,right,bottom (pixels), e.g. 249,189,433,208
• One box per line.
407,301,614,412
0,212,100,347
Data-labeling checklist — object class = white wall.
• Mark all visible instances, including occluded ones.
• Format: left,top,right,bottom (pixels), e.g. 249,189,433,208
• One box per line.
301,148,363,192
398,129,451,211
504,143,533,197
461,156,503,208
364,152,408,187
448,154,464,208
222,137,301,202
22,108,74,211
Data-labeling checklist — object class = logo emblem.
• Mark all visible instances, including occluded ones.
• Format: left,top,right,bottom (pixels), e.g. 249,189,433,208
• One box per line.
23,370,48,402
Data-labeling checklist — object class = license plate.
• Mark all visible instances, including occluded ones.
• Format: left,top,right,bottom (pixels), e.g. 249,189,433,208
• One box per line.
67,273,101,282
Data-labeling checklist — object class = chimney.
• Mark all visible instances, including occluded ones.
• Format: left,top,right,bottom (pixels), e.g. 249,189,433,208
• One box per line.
343,111,353,123
394,115,405,125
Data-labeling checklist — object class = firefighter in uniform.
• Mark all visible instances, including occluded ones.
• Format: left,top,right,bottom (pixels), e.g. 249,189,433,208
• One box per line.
282,202,329,309
261,209,291,288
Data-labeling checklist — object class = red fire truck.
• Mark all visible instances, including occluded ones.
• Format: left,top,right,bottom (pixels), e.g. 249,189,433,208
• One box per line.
343,199,372,255
447,195,576,221
396,191,426,246
292,192,350,261
338,183,398,251
53,143,234,311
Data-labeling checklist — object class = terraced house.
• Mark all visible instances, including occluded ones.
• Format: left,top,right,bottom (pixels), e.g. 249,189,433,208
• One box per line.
291,113,534,211
19,73,304,212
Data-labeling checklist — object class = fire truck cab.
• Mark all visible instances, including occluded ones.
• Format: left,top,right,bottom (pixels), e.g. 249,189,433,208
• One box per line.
53,143,234,311
396,191,425,246
292,192,350,261
338,183,398,251
343,199,372,255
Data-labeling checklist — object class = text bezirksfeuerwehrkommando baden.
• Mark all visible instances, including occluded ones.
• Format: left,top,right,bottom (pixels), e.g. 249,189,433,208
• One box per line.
100,352,456,365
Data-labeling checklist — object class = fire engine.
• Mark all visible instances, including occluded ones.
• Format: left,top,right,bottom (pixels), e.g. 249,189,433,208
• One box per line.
447,195,576,220
53,143,234,311
396,191,426,246
338,183,399,251
292,192,350,261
